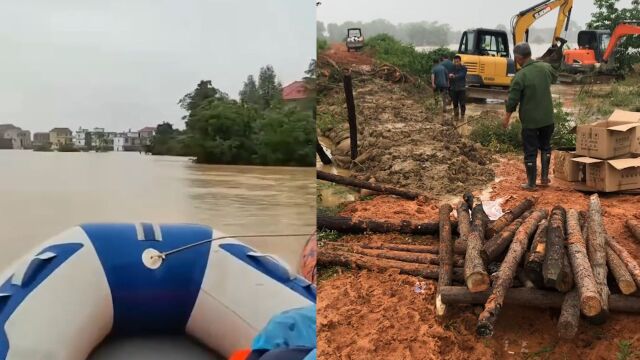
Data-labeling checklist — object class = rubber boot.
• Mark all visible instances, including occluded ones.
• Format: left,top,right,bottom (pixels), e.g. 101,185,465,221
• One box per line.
521,162,537,191
540,152,551,186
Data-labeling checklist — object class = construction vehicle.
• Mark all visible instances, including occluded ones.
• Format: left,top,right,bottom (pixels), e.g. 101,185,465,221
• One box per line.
559,22,640,83
457,0,573,100
345,28,364,52
456,28,515,100
510,0,573,66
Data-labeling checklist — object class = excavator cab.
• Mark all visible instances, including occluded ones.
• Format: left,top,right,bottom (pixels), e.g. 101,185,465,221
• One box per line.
457,28,516,100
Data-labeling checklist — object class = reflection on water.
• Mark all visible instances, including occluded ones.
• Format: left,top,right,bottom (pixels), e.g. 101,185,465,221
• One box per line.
0,150,314,271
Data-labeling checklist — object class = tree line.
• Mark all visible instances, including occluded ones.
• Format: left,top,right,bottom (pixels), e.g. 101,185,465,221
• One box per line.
148,64,315,167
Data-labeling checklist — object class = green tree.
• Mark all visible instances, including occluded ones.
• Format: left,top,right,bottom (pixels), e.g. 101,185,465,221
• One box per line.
178,80,229,114
239,75,261,107
317,21,326,38
257,65,283,109
156,122,175,136
587,0,640,72
253,107,315,166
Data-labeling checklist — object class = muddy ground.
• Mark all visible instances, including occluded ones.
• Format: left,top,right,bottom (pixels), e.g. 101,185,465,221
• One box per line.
318,158,640,360
317,43,640,359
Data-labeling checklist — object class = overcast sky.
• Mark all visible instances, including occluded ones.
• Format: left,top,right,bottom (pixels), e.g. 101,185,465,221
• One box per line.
0,0,315,133
318,0,633,31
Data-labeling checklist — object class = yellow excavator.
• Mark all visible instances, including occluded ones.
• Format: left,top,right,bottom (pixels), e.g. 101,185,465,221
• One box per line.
511,0,573,66
457,0,572,100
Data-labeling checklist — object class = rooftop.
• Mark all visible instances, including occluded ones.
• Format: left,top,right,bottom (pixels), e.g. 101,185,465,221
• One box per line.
282,81,308,101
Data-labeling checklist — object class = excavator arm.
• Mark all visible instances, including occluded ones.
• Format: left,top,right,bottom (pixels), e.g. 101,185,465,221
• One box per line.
602,22,640,62
511,0,573,46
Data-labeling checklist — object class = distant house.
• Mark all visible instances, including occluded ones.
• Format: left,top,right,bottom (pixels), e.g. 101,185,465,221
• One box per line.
0,124,31,149
33,132,51,147
49,128,73,149
282,81,309,103
114,131,141,152
138,126,155,146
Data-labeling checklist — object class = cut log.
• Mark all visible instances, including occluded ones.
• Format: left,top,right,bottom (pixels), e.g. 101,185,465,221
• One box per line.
464,199,490,293
585,194,609,324
437,203,454,317
360,241,467,255
608,236,640,289
318,249,464,281
543,206,572,292
317,170,422,200
440,286,640,313
482,210,533,263
456,201,472,241
316,138,332,165
325,243,464,267
557,253,574,293
565,209,602,317
557,290,580,339
627,219,640,243
485,197,535,239
607,245,638,295
317,214,440,235
476,209,548,337
343,72,358,160
524,219,548,288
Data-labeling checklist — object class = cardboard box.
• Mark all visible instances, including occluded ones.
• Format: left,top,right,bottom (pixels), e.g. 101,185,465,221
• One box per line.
553,150,581,182
571,156,640,192
575,120,640,159
608,109,640,154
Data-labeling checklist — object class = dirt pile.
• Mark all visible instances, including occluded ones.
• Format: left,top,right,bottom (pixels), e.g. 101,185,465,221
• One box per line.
318,75,496,197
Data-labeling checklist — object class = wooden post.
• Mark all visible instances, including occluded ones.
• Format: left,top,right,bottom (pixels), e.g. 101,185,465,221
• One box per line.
565,209,602,317
627,219,640,243
360,241,466,255
482,210,532,262
476,209,548,337
557,290,580,339
317,170,422,200
585,194,609,324
543,206,572,292
440,286,640,313
316,138,332,165
464,199,490,292
608,236,640,289
437,203,454,316
317,214,440,235
524,219,548,288
606,245,638,295
456,201,472,241
343,72,358,160
325,243,464,266
485,197,535,239
318,249,464,281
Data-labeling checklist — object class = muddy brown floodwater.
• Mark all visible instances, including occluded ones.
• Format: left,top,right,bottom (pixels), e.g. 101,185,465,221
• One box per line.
0,150,315,359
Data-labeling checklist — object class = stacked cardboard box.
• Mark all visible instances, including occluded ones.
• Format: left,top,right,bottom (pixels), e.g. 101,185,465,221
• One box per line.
570,110,640,192
553,109,640,192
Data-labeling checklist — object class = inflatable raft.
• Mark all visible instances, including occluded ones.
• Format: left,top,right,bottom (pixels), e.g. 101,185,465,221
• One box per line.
0,223,316,359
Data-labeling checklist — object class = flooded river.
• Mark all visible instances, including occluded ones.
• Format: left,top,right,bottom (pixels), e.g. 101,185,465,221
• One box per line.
0,150,315,359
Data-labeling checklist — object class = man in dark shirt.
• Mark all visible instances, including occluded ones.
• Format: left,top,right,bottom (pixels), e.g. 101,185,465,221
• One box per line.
448,55,467,118
503,42,558,190
431,59,449,113
440,55,454,74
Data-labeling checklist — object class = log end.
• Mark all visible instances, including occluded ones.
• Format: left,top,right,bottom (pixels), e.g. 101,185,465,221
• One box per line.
466,273,490,293
619,280,638,296
476,320,494,338
580,296,603,317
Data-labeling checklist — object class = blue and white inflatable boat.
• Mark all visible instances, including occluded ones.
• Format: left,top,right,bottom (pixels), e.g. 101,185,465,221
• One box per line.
0,223,316,359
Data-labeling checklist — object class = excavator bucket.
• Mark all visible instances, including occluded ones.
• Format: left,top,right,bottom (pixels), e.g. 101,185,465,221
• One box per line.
538,37,567,69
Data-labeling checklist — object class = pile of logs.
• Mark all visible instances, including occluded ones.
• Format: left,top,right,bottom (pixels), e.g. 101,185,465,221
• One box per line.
318,194,640,339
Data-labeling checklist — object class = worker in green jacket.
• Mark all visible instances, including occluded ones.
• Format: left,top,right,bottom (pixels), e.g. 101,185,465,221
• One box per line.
503,42,558,191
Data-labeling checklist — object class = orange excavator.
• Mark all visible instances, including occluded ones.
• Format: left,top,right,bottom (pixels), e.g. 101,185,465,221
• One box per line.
559,22,640,83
